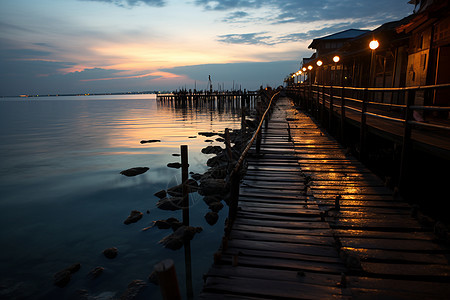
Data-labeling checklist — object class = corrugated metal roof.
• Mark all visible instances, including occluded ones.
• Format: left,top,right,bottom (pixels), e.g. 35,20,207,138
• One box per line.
308,29,371,48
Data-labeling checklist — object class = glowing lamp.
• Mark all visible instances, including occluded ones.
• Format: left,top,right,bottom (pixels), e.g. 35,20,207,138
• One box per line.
316,60,323,66
307,65,313,70
333,56,340,63
369,40,379,50
302,67,307,72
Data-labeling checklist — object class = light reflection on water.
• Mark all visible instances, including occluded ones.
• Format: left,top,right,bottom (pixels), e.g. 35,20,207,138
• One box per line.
0,94,243,299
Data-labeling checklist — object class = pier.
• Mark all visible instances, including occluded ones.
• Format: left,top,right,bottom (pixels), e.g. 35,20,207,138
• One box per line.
156,90,259,108
199,95,450,299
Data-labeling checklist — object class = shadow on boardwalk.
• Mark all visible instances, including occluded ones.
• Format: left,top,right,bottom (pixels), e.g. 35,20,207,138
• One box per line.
200,97,450,299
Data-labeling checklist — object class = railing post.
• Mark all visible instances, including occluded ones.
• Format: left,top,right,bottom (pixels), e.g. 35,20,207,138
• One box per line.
329,86,334,131
340,87,346,144
320,86,324,121
399,89,415,193
256,127,262,153
226,169,240,238
359,88,368,162
181,145,189,226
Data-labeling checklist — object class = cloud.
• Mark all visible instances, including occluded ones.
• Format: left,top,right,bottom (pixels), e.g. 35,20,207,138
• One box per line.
195,0,412,24
218,32,275,45
0,46,160,95
273,0,412,23
222,11,249,23
80,0,166,7
194,0,261,11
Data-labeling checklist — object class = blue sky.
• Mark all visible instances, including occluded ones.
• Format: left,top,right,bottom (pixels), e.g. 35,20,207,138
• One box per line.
0,0,413,95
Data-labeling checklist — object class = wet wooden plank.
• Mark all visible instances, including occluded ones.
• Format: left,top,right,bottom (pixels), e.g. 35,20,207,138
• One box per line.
341,247,449,264
226,239,341,258
230,230,336,246
205,265,343,287
361,262,450,278
203,275,347,299
220,254,347,274
233,217,331,229
233,223,332,236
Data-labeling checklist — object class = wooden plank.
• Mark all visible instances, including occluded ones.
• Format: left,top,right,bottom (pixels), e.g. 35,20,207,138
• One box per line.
203,275,347,299
239,206,320,218
347,276,450,298
230,230,336,246
341,247,449,264
233,223,332,236
334,229,435,241
234,217,331,230
236,211,322,222
220,254,347,274
205,265,343,287
340,237,446,252
361,262,450,278
227,239,340,258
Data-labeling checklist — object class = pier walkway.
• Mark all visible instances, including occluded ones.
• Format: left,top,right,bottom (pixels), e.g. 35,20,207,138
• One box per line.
200,97,450,299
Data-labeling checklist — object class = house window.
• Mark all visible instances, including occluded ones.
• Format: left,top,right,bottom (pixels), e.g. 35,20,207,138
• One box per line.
434,18,450,42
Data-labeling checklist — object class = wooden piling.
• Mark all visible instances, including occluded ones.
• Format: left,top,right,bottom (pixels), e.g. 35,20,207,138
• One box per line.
155,259,181,300
399,89,415,193
359,88,368,161
181,145,189,226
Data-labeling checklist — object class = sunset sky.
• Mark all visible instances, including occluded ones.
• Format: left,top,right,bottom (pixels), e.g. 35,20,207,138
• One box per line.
0,0,413,96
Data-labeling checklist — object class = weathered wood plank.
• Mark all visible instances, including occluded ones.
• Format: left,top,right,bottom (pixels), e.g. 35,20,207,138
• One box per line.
205,265,343,287
230,230,336,246
203,275,347,299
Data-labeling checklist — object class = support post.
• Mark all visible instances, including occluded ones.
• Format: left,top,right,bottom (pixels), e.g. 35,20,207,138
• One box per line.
321,85,326,122
226,169,240,238
399,89,415,193
181,145,189,226
340,87,346,144
225,128,233,160
155,259,181,300
359,88,368,162
329,86,334,131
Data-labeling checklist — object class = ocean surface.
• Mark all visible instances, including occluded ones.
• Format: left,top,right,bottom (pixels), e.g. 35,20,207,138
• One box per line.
0,94,243,299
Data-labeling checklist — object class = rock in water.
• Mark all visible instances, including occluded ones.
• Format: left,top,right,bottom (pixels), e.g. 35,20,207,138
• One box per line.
153,217,182,230
159,226,203,250
198,132,217,137
156,197,184,211
124,210,143,225
201,145,223,154
88,266,104,279
154,190,167,199
167,179,199,196
120,167,149,177
167,162,182,169
205,211,219,225
103,247,118,259
53,263,81,287
199,178,227,196
140,139,160,144
119,280,147,300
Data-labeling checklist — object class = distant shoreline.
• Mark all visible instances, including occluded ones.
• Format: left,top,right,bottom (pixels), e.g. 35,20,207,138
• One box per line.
0,91,167,98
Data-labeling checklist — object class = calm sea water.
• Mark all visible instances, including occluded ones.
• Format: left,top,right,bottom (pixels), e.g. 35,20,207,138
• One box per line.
0,94,242,299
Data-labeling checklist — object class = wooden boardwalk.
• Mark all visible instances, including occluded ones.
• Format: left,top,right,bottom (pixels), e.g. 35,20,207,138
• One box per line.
200,97,450,299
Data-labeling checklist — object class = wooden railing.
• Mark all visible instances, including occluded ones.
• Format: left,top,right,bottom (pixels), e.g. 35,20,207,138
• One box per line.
224,91,280,238
286,83,450,192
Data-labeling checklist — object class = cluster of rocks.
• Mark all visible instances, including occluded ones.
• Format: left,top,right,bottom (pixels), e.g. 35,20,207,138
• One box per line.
53,246,120,288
